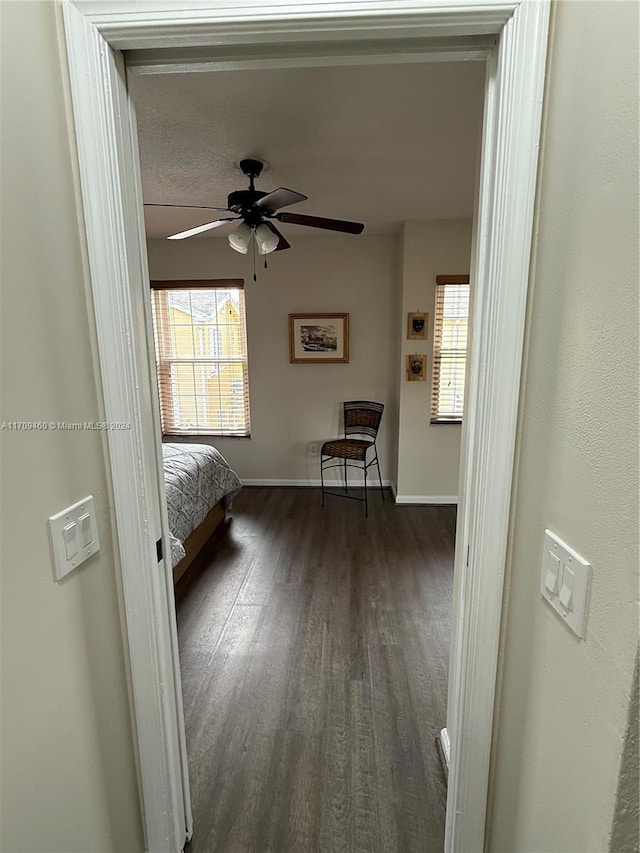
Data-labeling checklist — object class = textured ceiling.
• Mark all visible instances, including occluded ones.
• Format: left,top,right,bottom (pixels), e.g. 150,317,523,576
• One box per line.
131,62,485,240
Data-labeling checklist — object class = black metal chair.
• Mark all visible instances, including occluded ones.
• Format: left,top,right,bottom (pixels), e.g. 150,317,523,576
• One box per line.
320,401,385,517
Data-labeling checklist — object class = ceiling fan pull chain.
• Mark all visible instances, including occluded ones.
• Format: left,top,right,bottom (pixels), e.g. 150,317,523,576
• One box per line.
252,235,257,282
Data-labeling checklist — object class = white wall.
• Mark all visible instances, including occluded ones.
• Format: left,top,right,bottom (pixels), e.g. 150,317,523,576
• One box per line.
0,3,144,851
147,234,401,486
488,2,639,851
395,220,472,501
147,222,473,501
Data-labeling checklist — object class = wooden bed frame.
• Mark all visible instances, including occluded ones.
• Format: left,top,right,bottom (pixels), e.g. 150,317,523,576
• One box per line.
172,500,226,586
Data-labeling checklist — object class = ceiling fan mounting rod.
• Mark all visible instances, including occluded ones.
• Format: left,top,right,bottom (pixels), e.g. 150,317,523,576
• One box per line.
239,158,264,191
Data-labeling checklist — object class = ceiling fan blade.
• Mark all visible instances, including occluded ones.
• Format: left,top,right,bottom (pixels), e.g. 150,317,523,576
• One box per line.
255,188,307,212
263,221,291,251
167,217,239,240
145,203,230,211
276,212,364,234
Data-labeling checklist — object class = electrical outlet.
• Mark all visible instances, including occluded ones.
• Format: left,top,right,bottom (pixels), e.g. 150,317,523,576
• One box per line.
309,442,318,457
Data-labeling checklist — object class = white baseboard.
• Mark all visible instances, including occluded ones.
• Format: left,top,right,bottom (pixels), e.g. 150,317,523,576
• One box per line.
241,478,393,488
239,482,455,506
394,494,458,505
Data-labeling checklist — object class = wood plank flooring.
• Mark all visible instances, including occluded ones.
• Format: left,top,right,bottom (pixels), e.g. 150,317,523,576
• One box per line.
177,486,455,853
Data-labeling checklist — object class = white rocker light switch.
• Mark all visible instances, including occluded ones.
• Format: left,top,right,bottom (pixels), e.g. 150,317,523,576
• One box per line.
559,563,575,610
78,512,93,547
540,529,590,638
62,522,78,560
544,550,560,596
49,496,100,582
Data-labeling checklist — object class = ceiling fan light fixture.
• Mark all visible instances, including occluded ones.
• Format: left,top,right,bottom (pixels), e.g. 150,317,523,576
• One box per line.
151,158,364,255
255,223,279,255
228,222,252,253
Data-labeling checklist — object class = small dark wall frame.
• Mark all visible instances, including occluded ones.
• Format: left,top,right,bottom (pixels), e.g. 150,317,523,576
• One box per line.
406,353,427,381
407,311,429,340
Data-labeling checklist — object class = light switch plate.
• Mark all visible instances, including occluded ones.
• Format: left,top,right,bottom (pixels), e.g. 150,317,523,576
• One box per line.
49,496,100,582
540,529,590,638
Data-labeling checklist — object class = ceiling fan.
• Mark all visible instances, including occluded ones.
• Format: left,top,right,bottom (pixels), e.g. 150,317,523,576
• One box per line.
145,158,365,255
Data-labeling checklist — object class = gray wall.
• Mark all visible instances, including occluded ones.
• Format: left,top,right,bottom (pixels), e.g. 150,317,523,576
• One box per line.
488,2,639,850
610,649,639,853
396,220,472,500
0,3,144,851
148,221,472,499
147,234,401,486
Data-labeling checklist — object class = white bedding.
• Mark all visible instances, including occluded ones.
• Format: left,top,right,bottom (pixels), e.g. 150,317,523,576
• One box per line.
162,442,242,567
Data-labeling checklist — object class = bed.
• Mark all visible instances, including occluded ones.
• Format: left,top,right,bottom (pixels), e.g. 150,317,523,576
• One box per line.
162,442,242,584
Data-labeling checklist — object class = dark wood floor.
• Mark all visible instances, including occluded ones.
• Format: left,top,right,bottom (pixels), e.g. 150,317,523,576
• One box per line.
177,486,455,853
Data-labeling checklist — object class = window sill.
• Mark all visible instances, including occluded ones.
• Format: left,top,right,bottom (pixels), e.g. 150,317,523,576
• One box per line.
162,433,251,440
430,419,463,426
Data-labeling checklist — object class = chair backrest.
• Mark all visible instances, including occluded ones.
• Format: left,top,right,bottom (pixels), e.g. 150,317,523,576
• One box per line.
344,400,384,440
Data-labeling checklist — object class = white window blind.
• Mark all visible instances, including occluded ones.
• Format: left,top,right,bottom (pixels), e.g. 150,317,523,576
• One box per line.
151,280,251,437
431,276,470,423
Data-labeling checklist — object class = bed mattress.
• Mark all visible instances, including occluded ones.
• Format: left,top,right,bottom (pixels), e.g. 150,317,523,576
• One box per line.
162,442,242,567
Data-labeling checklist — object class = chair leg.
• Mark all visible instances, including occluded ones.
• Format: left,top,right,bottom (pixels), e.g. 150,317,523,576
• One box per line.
320,456,325,507
344,458,348,493
364,460,369,517
376,452,385,501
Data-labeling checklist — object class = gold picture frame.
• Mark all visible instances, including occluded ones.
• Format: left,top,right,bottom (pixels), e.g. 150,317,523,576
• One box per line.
288,313,349,363
406,353,427,381
407,311,429,339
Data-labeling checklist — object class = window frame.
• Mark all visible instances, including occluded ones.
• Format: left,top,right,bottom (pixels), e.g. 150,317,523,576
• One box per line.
431,274,471,426
150,279,251,438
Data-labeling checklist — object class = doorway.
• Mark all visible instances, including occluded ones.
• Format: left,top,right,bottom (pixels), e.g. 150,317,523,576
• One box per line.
130,55,483,850
61,3,550,851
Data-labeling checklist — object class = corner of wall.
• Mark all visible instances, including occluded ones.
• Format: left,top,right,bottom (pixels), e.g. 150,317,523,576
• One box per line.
395,219,472,500
609,647,640,853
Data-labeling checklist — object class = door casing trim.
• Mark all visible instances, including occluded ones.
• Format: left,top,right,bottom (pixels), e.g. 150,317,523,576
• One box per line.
61,2,550,850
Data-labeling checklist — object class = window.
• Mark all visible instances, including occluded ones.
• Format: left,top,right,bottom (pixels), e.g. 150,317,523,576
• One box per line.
431,275,470,424
151,279,251,437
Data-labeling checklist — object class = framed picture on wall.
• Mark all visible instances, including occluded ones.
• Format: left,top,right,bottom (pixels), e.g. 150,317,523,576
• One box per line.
288,313,349,363
407,311,428,339
406,353,427,381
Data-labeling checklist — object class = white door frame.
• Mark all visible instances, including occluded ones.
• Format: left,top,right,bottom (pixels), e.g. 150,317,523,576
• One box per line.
61,2,549,851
